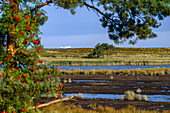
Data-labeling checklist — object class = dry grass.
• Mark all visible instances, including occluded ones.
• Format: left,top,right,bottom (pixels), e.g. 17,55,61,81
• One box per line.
40,47,170,56
39,103,168,113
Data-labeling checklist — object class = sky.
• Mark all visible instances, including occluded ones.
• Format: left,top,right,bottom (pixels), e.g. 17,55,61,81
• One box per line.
40,5,170,48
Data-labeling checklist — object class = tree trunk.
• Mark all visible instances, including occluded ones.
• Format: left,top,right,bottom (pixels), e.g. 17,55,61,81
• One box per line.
7,33,17,56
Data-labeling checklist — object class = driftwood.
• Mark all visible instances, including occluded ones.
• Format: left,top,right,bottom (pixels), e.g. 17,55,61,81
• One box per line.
32,95,75,109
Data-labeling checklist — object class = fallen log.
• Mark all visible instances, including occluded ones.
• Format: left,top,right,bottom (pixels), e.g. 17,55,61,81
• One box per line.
32,95,75,109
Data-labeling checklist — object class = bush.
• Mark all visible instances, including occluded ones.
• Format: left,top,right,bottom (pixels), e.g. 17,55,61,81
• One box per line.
124,91,135,100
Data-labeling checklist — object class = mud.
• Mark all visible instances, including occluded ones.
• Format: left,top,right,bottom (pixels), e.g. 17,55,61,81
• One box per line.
60,74,170,111
61,74,170,95
37,74,170,111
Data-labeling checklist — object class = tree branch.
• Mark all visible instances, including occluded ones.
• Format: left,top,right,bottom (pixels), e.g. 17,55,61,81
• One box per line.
83,2,117,23
31,0,56,12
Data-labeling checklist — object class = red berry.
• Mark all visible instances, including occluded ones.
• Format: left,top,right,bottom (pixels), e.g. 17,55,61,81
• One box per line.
30,34,34,38
18,75,22,80
25,15,29,18
36,46,42,51
9,0,13,3
38,60,42,63
37,103,40,107
30,67,35,70
33,40,39,44
24,40,28,43
16,17,21,21
58,95,62,98
8,25,11,28
22,109,27,112
20,31,24,34
24,75,28,78
23,81,26,84
26,28,31,31
37,14,41,17
59,84,64,88
26,20,29,24
11,26,14,30
4,58,9,61
36,79,39,83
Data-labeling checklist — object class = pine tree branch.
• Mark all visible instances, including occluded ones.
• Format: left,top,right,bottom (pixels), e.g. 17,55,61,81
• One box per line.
31,0,56,12
83,2,117,22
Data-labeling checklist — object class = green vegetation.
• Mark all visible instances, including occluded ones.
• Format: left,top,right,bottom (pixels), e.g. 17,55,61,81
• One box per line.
39,103,169,113
39,47,170,66
88,43,115,58
60,67,170,76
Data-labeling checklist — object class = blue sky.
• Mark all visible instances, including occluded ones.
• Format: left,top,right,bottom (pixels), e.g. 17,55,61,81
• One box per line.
40,5,170,48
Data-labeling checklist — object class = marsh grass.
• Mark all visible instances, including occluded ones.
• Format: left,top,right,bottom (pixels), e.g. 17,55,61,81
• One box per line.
60,67,170,75
41,56,170,66
39,47,170,66
1,67,167,77
39,103,169,113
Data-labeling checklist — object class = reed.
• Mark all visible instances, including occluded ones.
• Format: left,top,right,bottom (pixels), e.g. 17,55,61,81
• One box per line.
40,56,170,66
60,67,170,76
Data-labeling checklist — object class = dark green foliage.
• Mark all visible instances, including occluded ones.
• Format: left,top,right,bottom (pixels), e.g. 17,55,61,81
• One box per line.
96,0,170,44
18,0,170,44
88,43,115,58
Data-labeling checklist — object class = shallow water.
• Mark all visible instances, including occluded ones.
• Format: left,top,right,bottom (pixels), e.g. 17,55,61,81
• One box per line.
58,65,170,70
72,80,109,82
64,93,170,102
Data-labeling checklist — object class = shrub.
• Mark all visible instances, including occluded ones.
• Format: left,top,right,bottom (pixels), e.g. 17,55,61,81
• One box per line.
124,91,135,100
135,94,142,101
0,1,62,112
143,95,148,101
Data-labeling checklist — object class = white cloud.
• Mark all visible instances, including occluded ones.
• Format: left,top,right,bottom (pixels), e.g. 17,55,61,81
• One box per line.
59,46,71,49
41,31,170,48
